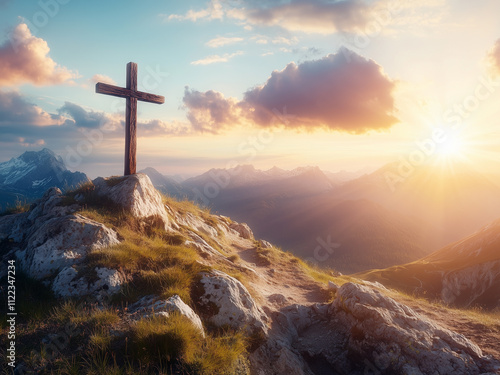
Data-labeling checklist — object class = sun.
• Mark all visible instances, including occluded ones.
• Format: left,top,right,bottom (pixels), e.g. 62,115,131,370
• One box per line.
435,137,464,160
432,134,474,169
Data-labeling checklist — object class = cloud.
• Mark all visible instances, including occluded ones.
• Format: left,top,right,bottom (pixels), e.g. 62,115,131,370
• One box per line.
17,137,45,147
59,101,191,136
164,0,223,21
183,87,243,133
206,36,244,48
138,119,192,136
487,38,500,76
243,49,397,132
90,74,116,85
183,49,397,133
168,0,377,34
191,51,244,65
58,102,110,129
167,0,446,35
0,90,66,126
0,23,78,87
240,0,374,34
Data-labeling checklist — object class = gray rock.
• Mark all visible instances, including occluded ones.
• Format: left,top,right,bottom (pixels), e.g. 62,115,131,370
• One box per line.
250,282,500,375
196,270,267,334
268,294,288,306
52,266,123,299
230,222,254,240
258,240,273,249
128,295,205,336
93,174,169,230
16,214,119,279
327,281,339,292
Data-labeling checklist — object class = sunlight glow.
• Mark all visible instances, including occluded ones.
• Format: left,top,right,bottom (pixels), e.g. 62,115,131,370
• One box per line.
435,137,465,159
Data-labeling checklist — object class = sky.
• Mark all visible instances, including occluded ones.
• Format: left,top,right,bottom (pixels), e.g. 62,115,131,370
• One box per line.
0,0,500,179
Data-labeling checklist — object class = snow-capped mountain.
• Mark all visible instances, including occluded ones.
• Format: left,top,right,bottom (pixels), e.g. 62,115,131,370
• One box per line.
0,148,89,209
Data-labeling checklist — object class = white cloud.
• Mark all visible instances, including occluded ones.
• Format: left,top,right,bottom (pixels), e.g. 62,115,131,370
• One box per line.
191,51,244,65
205,36,244,48
163,0,223,22
90,74,116,85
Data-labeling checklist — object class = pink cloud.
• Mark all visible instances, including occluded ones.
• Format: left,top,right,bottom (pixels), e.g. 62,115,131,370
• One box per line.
183,49,398,133
0,23,78,87
183,88,242,133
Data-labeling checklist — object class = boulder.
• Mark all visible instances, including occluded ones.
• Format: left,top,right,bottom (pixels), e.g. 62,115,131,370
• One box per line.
52,266,123,299
93,174,169,229
16,214,119,279
128,294,205,336
327,281,339,292
230,222,254,240
175,212,218,239
195,270,267,334
258,240,273,249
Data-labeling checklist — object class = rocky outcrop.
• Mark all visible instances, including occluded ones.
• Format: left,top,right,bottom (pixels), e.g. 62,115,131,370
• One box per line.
175,211,219,239
195,270,267,334
0,188,119,281
251,282,500,375
441,260,500,308
93,174,169,230
230,222,254,240
128,294,205,336
17,214,119,279
0,187,121,300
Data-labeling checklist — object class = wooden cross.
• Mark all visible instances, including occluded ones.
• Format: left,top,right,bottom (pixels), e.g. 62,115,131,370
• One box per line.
96,62,165,175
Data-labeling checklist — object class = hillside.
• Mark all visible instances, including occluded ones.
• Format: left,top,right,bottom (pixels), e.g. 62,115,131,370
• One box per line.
0,148,89,210
0,174,499,374
358,217,500,310
334,161,500,249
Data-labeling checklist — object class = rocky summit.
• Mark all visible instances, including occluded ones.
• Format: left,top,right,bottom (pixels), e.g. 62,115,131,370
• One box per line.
0,174,499,375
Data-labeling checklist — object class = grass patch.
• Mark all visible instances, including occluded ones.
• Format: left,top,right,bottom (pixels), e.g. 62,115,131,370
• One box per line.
163,194,205,216
130,313,247,374
0,197,30,216
51,301,120,329
0,271,57,328
131,313,203,364
85,225,208,304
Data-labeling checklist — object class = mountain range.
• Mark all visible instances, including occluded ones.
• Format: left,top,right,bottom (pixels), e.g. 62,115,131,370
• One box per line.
2,148,500,276
0,148,89,210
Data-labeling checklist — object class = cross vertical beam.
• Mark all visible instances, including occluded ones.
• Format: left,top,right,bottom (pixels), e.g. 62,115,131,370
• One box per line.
125,62,138,175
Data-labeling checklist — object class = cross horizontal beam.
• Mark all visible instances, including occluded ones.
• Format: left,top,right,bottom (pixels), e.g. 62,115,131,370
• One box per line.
96,82,165,104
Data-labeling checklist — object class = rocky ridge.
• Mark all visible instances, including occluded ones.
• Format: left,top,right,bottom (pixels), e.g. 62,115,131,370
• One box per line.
0,174,498,374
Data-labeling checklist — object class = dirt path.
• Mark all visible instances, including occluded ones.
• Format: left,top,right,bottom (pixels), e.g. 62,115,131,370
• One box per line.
229,236,327,310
